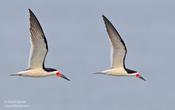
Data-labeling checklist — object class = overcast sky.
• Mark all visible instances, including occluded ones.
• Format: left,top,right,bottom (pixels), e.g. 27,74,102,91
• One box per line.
0,0,175,110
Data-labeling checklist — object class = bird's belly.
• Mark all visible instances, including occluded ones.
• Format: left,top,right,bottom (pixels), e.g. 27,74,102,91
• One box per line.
19,69,49,77
104,68,128,76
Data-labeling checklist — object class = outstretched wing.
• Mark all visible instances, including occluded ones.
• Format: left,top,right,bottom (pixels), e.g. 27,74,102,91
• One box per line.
28,9,48,69
103,15,127,68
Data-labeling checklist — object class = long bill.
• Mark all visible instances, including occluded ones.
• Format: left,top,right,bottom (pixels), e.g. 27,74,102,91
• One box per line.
61,75,70,81
139,76,146,81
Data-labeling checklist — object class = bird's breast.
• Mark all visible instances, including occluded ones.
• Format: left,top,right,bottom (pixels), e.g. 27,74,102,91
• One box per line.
19,68,50,77
104,68,128,76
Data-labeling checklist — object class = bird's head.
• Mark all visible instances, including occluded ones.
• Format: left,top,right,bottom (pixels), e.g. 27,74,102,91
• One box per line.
55,70,70,81
135,72,146,81
126,69,146,81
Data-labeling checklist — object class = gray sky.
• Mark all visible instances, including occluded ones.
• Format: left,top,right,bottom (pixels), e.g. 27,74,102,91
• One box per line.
0,0,175,110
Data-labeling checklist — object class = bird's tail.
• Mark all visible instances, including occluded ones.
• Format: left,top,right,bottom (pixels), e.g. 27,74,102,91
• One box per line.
93,72,106,75
9,73,22,76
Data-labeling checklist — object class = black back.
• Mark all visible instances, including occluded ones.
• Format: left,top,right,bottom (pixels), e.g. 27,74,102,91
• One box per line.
126,68,137,74
44,68,57,72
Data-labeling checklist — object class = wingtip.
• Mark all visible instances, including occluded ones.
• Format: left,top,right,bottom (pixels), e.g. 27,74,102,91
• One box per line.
102,15,108,21
28,8,35,16
102,14,105,18
102,15,112,27
28,8,32,13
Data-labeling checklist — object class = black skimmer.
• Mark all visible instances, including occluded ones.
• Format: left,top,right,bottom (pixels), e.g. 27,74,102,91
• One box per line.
94,15,145,81
10,9,70,81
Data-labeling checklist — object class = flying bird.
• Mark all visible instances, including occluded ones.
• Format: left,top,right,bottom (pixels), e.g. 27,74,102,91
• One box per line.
94,15,145,81
10,9,70,81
